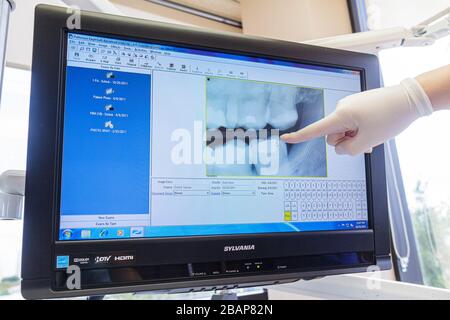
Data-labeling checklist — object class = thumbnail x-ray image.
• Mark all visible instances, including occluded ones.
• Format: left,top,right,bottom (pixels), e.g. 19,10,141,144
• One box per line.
205,77,326,177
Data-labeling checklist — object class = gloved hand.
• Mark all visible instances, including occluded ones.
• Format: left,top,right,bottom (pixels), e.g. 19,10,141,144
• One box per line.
281,78,434,155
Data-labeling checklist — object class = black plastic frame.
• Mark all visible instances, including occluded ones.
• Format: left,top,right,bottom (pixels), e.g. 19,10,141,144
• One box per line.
22,4,391,299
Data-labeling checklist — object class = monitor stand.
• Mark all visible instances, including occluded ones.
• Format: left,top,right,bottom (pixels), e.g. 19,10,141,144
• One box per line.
211,289,268,300
85,288,269,300
87,295,105,300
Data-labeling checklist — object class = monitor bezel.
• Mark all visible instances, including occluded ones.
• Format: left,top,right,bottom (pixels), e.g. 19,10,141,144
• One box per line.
22,5,390,299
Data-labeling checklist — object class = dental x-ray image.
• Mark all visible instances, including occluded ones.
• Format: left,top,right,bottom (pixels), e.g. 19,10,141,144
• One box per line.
205,77,326,177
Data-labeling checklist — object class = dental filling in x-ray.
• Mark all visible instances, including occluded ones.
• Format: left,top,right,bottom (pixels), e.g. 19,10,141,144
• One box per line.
205,77,326,177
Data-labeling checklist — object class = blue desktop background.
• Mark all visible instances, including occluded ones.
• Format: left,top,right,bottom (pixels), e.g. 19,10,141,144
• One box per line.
60,66,151,216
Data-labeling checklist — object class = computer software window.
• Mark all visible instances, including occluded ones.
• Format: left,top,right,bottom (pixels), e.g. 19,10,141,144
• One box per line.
58,32,368,241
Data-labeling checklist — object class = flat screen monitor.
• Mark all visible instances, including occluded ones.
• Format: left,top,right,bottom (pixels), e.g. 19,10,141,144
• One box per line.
21,5,391,299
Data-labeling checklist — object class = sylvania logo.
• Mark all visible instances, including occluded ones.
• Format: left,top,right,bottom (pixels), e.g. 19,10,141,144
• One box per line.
224,245,255,252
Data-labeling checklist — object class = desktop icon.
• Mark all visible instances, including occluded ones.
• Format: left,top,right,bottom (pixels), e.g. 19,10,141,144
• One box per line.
105,88,114,95
81,229,91,239
106,72,115,79
62,229,73,240
105,121,114,129
105,104,114,111
99,229,109,238
130,227,144,238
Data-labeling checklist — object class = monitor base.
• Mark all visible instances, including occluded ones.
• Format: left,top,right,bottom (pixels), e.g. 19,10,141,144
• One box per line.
211,289,268,300
84,289,269,300
86,295,105,300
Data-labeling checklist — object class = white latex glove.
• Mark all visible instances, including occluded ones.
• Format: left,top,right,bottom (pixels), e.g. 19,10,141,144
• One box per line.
281,78,434,155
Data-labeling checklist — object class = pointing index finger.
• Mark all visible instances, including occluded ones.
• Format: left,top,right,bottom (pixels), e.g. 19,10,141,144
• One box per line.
281,113,343,144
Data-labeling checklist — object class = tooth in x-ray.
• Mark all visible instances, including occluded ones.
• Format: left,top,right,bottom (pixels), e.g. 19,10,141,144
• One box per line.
206,79,228,129
287,137,327,177
206,139,254,176
207,102,227,129
225,80,269,129
295,88,324,129
296,88,322,104
267,85,299,130
249,136,289,176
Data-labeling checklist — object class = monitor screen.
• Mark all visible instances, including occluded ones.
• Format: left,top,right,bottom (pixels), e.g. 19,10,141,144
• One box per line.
59,32,368,241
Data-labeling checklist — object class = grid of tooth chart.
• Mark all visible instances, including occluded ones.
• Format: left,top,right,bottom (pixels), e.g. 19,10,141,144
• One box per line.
205,76,327,178
283,179,368,223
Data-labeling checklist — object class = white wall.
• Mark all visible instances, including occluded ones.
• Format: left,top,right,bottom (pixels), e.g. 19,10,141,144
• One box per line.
6,0,241,69
366,0,450,30
6,0,68,69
